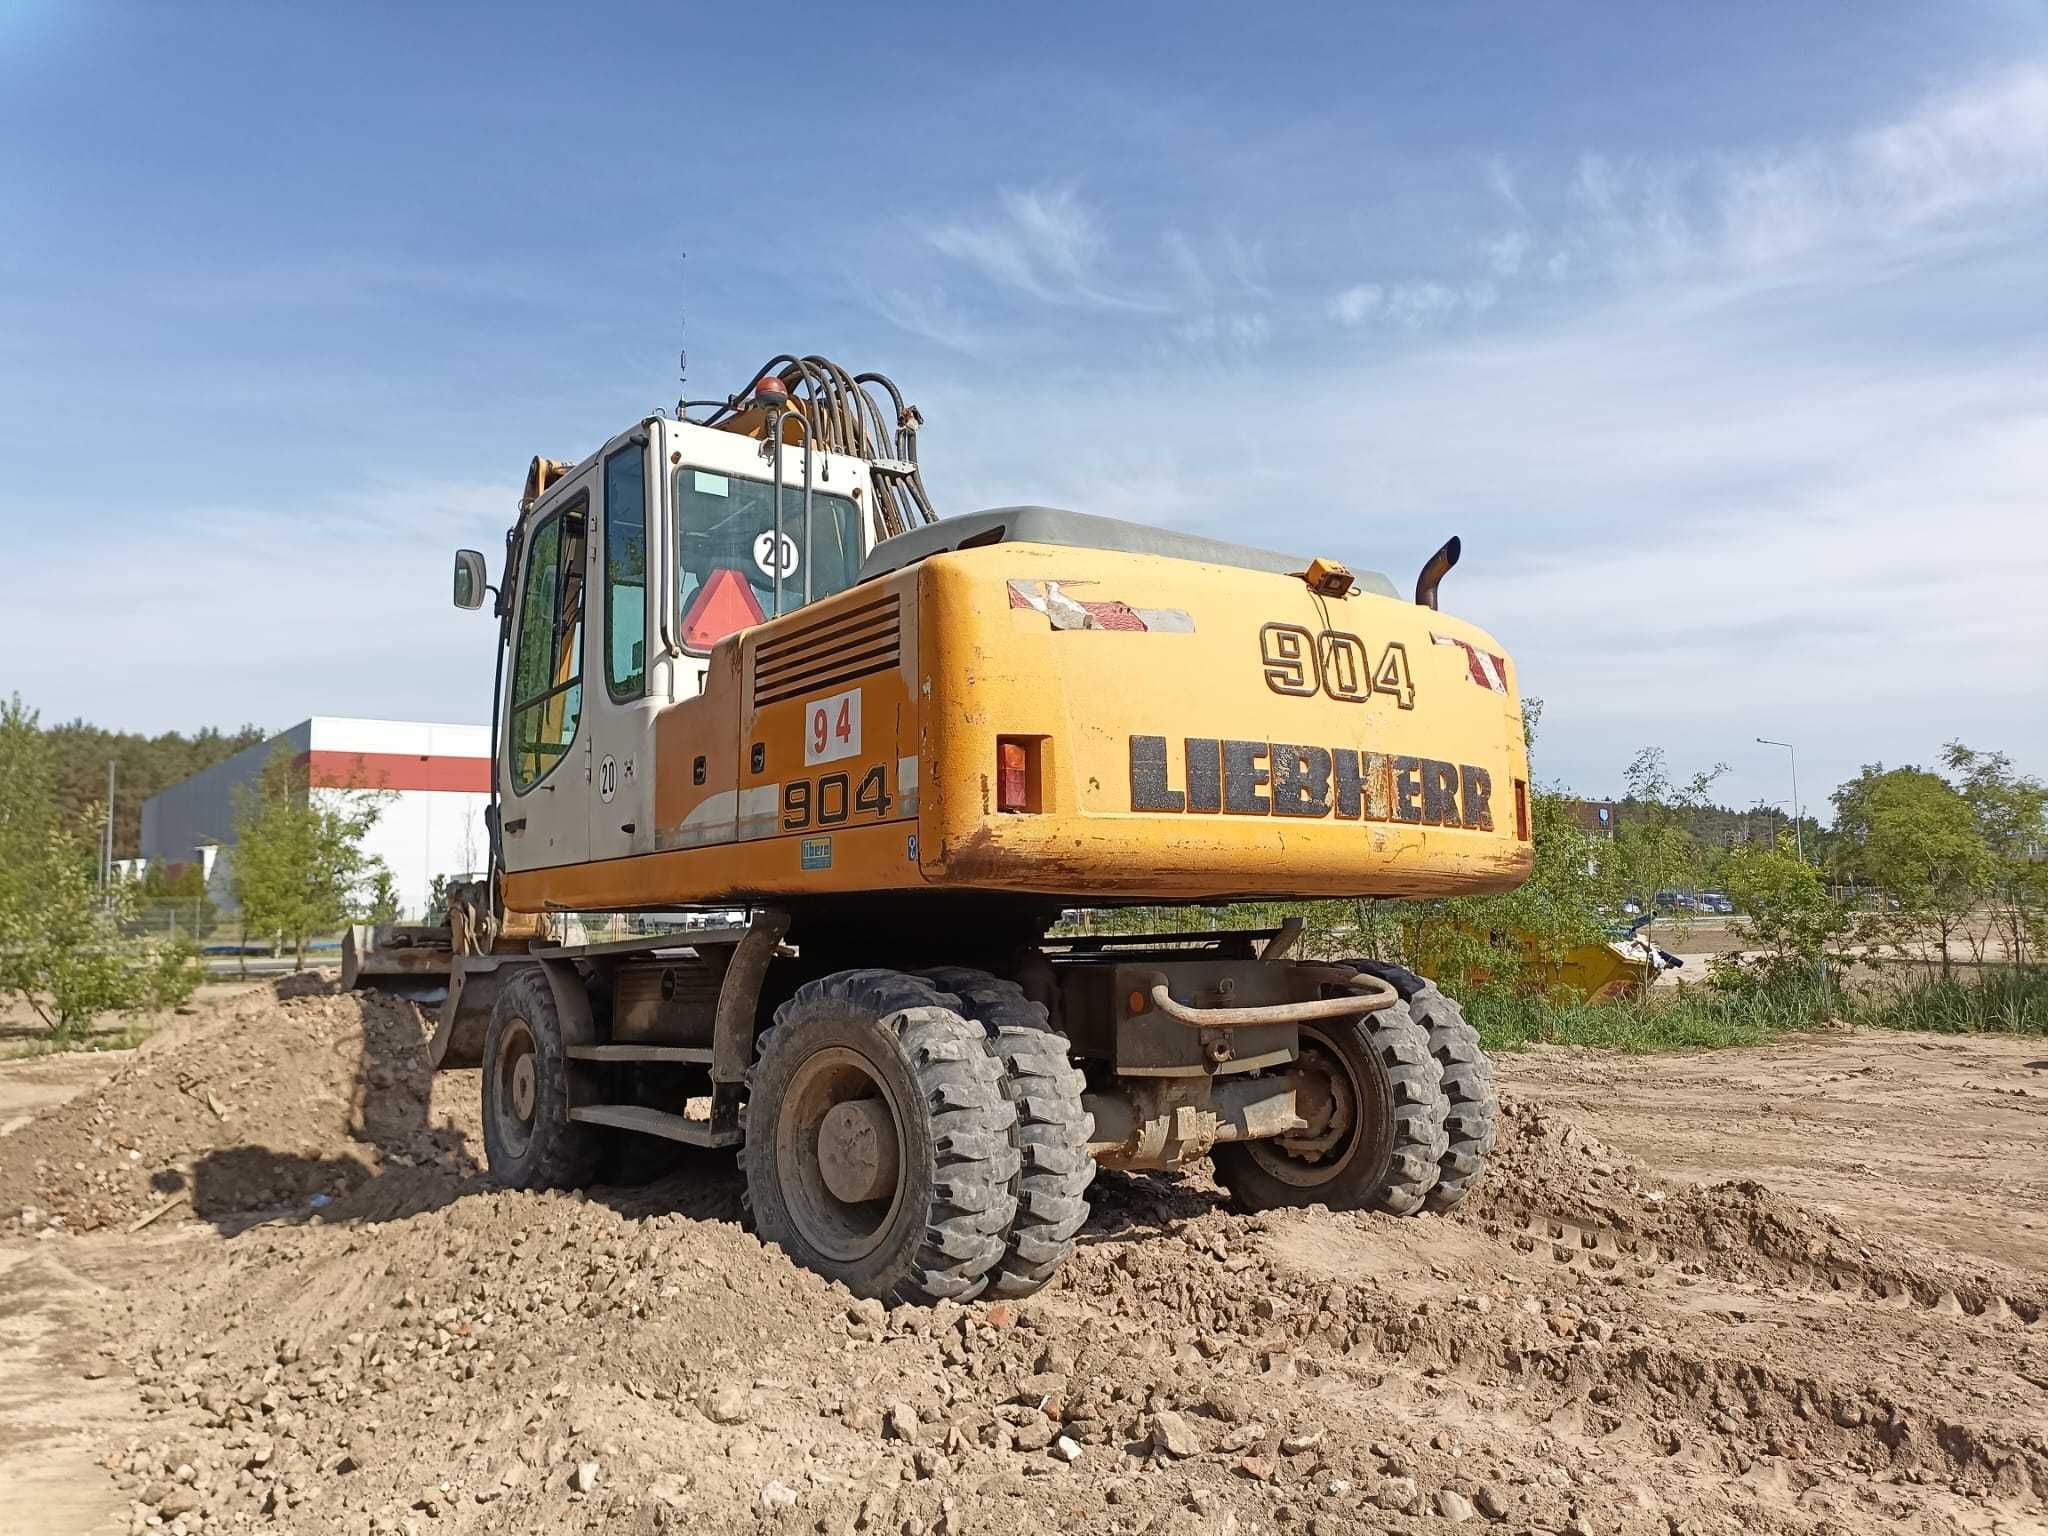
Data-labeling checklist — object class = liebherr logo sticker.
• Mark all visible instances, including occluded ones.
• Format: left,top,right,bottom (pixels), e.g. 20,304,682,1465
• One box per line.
1129,736,1493,830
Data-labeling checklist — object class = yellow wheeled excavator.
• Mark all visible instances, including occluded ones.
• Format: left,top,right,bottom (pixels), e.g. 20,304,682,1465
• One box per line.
351,354,1532,1303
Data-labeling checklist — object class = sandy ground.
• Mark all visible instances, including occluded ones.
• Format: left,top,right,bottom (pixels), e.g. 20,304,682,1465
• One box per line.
1502,1034,2048,1277
0,985,2042,1536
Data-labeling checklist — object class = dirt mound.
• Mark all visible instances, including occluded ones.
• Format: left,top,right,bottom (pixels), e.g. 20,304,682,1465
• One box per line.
1464,1099,2047,1323
0,981,477,1233
4,1003,2044,1534
90,1153,2047,1536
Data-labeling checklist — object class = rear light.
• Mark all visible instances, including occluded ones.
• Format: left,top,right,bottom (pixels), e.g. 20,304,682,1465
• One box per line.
997,740,1030,812
1514,778,1530,841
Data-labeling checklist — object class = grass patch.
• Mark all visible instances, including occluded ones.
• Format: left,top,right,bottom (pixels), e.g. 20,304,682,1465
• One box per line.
1467,987,1806,1054
1466,964,2048,1054
1848,966,2048,1035
0,1024,150,1062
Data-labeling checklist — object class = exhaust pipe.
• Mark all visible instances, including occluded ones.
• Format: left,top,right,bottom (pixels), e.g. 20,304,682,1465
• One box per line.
1415,535,1461,610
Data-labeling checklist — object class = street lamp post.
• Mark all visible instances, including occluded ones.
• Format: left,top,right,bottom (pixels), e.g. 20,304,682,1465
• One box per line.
1758,735,1828,999
1756,738,1802,862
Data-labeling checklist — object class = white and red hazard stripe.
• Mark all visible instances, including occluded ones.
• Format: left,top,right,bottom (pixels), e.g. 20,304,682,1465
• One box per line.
1432,632,1510,694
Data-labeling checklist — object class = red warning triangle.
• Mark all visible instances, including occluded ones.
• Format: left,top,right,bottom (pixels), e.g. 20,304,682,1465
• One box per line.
681,567,767,650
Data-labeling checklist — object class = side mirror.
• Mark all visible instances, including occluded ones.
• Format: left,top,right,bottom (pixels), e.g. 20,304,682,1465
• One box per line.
453,549,488,610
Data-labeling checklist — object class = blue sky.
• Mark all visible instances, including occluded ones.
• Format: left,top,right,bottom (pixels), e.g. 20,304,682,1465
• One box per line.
2,1,2044,818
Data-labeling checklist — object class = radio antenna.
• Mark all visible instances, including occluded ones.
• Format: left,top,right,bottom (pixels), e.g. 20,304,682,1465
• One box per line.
675,250,689,413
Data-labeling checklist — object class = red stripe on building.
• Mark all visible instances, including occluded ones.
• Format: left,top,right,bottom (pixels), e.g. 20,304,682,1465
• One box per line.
298,750,491,793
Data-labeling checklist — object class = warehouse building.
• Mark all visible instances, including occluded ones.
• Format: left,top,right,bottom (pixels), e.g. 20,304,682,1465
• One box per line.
139,717,491,919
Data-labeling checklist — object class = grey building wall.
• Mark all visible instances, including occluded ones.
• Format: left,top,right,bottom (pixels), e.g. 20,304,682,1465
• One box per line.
139,720,312,868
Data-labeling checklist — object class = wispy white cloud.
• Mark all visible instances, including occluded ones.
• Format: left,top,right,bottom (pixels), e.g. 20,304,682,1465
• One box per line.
922,186,1168,312
1319,66,2048,342
1484,229,1530,277
854,279,985,353
1554,64,2048,286
1385,282,1460,327
1328,279,1500,330
1327,284,1382,325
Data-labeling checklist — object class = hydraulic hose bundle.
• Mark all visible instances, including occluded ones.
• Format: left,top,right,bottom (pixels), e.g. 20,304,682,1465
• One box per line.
683,355,939,541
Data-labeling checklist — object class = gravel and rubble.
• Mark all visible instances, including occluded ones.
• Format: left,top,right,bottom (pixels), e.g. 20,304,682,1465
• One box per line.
0,981,477,1235
2,981,2045,1536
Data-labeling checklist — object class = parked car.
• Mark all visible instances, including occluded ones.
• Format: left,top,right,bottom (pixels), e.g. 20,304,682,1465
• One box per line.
1699,891,1735,915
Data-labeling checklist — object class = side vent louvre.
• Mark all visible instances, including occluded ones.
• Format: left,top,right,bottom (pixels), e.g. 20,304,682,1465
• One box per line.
753,593,902,707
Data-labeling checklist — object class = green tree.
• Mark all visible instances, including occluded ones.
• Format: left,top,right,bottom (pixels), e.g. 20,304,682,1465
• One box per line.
43,718,266,860
1405,790,1611,997
0,695,57,936
1833,765,1990,979
367,868,402,925
139,859,219,941
230,752,391,969
0,695,199,1038
1395,699,1610,997
1720,833,1849,967
1941,742,2046,970
1603,747,1727,953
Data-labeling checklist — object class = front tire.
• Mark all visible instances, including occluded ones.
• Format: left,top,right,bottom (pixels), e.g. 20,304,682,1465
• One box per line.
1212,1004,1445,1216
743,970,1020,1304
482,966,601,1190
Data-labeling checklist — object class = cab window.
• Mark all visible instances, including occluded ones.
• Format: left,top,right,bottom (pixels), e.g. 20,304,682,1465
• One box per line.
603,446,646,700
674,467,861,653
508,498,587,792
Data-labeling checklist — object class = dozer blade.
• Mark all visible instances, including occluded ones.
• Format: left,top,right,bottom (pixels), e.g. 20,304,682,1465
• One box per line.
428,953,513,1071
340,923,454,1004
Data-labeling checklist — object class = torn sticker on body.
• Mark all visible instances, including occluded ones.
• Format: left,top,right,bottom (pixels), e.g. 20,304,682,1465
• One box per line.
1007,579,1194,634
1432,632,1510,694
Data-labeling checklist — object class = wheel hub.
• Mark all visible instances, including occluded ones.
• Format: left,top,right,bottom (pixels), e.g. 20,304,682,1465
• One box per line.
817,1098,901,1203
510,1054,537,1121
489,1019,539,1160
1247,1027,1369,1188
775,1047,908,1264
1278,1040,1356,1161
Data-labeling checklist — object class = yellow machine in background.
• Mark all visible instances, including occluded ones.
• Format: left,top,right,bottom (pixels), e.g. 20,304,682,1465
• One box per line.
1552,925,1684,1002
1401,918,1683,1005
359,355,1533,1303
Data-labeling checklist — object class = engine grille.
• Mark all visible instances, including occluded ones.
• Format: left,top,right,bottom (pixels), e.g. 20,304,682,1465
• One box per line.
753,592,902,707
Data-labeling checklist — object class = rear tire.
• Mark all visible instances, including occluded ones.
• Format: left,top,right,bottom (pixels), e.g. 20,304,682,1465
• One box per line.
482,966,602,1190
743,970,1020,1304
1212,1004,1445,1216
1348,962,1498,1211
922,969,1095,1298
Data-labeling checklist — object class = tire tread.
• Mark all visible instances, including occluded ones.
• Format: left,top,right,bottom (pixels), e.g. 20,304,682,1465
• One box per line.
921,968,1095,1299
1348,961,1497,1211
746,970,1020,1305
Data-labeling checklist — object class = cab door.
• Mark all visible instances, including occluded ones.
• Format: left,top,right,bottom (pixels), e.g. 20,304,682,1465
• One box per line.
587,432,660,863
500,472,595,871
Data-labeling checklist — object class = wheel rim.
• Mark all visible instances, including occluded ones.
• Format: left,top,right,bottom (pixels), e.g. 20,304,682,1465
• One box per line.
775,1045,907,1264
1246,1023,1379,1188
491,1017,539,1161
